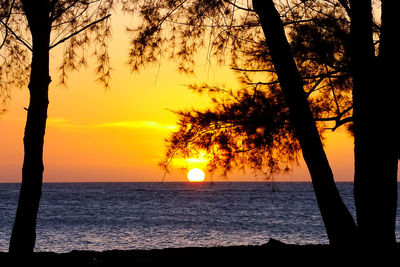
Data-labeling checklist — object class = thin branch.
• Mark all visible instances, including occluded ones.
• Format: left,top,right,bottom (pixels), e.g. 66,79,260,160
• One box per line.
0,19,32,51
50,0,81,22
332,116,353,131
155,0,188,30
314,105,353,122
315,116,339,122
246,80,279,86
302,70,343,80
315,103,353,131
282,19,313,26
0,0,16,50
306,76,324,97
326,65,341,115
51,4,88,28
49,14,111,49
231,67,275,73
224,0,255,12
164,18,260,29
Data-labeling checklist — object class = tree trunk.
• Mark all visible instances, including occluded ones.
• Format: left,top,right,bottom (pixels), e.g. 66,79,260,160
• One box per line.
252,0,357,245
350,0,398,246
9,1,51,254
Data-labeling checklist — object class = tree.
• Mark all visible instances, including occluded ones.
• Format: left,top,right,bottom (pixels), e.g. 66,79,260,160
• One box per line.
160,83,301,181
0,1,30,114
0,0,113,254
253,0,358,245
350,0,399,246
127,0,398,246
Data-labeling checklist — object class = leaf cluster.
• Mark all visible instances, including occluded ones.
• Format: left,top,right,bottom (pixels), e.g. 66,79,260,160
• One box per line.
0,0,114,113
125,0,248,73
161,84,300,177
0,0,30,113
127,1,361,176
52,0,114,88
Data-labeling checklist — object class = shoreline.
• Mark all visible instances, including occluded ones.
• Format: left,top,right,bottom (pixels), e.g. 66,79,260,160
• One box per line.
1,240,398,266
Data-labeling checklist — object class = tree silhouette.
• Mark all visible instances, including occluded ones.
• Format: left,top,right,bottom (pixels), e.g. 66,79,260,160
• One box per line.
350,0,399,247
161,84,300,177
254,0,357,245
127,0,398,247
0,0,113,254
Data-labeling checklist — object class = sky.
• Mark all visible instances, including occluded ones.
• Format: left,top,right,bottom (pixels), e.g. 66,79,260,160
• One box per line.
0,10,357,183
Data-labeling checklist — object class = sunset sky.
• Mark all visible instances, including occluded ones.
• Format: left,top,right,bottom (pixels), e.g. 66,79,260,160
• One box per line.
0,10,357,183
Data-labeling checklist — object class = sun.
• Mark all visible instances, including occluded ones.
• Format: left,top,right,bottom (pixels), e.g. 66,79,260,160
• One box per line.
187,168,205,182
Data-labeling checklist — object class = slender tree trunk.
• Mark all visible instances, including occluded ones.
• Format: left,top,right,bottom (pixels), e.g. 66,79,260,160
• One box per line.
9,1,51,254
252,0,357,245
350,0,398,246
375,0,398,245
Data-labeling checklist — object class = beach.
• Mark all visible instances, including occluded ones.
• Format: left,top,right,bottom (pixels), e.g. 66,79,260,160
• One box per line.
1,239,399,267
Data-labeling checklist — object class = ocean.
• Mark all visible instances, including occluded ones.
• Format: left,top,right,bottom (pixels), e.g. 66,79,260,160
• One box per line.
0,182,399,252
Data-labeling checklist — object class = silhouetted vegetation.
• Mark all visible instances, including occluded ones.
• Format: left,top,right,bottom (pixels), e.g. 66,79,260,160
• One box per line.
1,241,399,267
1,0,398,255
128,0,398,247
0,0,113,254
161,84,300,177
350,0,399,246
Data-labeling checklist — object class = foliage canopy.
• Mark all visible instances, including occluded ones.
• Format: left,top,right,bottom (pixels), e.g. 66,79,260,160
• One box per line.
126,0,359,177
0,0,113,112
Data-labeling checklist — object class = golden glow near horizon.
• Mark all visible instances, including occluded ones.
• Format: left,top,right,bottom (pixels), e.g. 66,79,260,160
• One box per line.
170,151,209,170
0,10,365,183
187,168,205,183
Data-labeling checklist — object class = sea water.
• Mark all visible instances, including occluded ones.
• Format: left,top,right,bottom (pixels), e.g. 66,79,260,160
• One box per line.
0,182,399,252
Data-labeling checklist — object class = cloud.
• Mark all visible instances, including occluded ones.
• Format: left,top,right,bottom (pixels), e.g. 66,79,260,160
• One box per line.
47,118,177,131
94,121,177,130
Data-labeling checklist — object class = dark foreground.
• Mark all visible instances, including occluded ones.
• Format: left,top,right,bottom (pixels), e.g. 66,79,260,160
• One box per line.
1,239,399,267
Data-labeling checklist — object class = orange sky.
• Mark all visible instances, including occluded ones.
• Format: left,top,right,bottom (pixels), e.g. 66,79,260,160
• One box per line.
0,10,358,183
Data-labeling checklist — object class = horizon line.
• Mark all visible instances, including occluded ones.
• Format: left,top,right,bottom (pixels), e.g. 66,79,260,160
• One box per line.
0,180,357,184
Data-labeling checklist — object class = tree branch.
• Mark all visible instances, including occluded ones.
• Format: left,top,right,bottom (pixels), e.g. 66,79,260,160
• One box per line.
231,67,275,73
49,14,111,49
224,0,255,12
0,0,16,50
0,9,33,52
306,76,324,97
315,104,353,131
314,105,353,122
50,0,80,22
332,116,353,131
